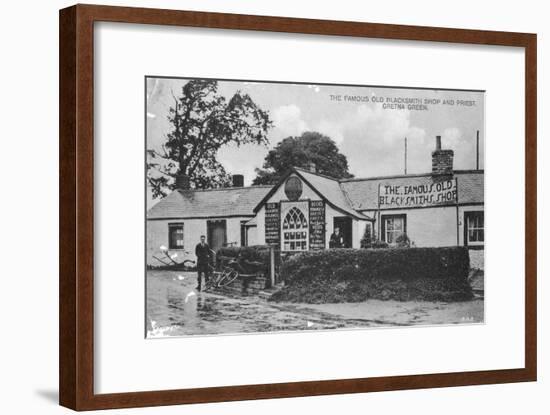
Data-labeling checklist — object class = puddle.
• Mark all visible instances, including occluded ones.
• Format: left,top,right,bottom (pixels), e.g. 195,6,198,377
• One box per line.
147,270,483,337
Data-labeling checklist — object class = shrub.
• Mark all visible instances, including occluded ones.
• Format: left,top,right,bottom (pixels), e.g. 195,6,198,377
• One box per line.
360,225,373,248
364,240,389,249
395,232,411,248
269,247,472,303
360,226,390,249
283,247,469,284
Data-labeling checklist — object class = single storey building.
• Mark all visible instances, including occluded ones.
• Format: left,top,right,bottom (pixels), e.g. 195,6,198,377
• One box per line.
147,136,484,268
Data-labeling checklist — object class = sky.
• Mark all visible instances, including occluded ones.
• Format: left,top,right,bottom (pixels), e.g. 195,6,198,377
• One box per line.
146,77,484,193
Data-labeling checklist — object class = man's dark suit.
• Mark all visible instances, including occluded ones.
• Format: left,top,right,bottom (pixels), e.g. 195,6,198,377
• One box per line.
195,242,212,291
329,232,345,248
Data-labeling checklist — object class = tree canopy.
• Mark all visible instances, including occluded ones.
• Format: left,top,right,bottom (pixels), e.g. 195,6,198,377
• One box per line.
147,80,272,198
252,131,354,185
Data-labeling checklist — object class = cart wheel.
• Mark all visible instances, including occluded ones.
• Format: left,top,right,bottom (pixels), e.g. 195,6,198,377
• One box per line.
219,269,239,287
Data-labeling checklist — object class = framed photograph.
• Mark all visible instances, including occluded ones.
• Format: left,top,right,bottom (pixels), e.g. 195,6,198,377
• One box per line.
59,4,537,411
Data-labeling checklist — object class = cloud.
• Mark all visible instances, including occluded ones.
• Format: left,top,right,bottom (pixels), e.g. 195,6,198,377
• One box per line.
271,104,309,140
316,120,345,144
440,127,480,170
146,78,165,105
353,105,413,144
268,103,430,177
442,127,462,147
338,105,428,176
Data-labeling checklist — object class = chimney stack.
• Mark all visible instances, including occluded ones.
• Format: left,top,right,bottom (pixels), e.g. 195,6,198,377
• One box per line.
175,172,191,190
232,174,244,187
431,135,454,176
307,162,316,173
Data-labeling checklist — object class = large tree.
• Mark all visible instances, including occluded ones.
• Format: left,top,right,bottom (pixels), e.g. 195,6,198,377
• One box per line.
252,131,354,185
147,80,272,198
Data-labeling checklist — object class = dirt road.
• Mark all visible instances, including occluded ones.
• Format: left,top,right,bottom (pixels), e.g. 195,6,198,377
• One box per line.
147,271,483,337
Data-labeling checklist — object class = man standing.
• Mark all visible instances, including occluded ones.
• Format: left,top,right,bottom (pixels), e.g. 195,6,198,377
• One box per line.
195,235,212,291
329,227,345,248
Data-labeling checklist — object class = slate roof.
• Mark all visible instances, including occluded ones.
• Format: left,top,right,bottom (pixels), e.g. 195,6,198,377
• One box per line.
147,186,272,219
148,169,483,221
244,216,258,226
293,168,372,220
340,170,484,211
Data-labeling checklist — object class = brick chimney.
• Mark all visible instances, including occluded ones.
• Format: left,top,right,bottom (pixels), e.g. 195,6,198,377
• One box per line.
306,161,316,173
232,174,244,187
432,135,454,175
175,172,190,190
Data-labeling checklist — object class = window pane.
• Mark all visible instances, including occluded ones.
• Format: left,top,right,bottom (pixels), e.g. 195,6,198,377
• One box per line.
476,215,483,228
169,225,184,249
466,212,484,244
477,229,484,242
394,219,403,232
283,207,309,251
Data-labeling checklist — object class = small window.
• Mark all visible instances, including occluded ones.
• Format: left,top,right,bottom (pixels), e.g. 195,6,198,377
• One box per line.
465,211,484,246
168,223,184,250
282,207,308,251
381,214,406,244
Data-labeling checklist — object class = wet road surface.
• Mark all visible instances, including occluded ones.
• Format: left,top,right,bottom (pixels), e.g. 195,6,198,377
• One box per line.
146,270,484,337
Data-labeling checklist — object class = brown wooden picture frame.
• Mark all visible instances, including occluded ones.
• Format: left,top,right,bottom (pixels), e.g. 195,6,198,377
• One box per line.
59,4,537,411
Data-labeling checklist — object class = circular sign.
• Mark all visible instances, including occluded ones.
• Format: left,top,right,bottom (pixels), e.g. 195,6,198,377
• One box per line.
284,177,303,201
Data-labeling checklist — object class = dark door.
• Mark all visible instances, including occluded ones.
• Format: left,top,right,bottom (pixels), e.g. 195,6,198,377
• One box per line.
333,217,352,248
207,220,227,251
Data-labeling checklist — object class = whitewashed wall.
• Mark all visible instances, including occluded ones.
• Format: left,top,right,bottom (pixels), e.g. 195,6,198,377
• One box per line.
146,217,251,265
257,173,368,249
368,206,458,247
246,226,259,246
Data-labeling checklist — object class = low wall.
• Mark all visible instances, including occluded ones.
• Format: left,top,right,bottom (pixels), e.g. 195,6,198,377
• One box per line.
216,275,268,295
469,249,484,270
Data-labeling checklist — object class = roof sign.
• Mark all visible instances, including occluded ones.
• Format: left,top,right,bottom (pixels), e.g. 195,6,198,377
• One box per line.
378,178,458,208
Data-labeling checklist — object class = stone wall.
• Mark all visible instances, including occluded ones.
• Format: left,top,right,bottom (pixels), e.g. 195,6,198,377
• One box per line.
220,274,269,295
469,249,484,270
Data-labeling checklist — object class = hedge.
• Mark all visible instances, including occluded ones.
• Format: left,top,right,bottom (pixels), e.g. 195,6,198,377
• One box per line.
269,247,473,303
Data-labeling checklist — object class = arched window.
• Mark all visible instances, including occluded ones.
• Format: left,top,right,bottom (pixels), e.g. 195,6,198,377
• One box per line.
282,207,308,251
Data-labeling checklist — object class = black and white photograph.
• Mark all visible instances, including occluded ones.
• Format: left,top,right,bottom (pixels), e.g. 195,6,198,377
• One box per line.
145,77,485,338
2,0,545,413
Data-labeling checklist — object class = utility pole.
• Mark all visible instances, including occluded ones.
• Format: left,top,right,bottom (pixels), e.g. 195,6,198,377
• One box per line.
404,137,408,175
476,130,480,170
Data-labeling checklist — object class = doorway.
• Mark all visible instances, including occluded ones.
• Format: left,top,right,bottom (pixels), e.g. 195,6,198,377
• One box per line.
333,217,352,248
207,219,227,251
